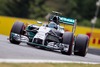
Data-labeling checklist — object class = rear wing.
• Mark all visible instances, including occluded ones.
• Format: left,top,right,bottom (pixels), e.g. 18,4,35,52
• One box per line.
59,16,77,33
59,17,76,25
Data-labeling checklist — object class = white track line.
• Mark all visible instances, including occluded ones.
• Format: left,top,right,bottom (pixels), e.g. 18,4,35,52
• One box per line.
0,59,100,64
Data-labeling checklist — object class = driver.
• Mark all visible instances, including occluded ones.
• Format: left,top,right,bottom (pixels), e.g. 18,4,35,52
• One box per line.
48,21,58,29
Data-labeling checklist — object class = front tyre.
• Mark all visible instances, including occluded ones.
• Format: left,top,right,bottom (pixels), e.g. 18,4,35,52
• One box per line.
74,34,89,57
9,22,24,45
61,32,74,55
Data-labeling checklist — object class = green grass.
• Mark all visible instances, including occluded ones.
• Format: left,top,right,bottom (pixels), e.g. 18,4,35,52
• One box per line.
0,63,100,67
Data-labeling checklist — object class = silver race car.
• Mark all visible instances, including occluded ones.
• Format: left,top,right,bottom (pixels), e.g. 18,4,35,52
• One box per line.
9,11,89,57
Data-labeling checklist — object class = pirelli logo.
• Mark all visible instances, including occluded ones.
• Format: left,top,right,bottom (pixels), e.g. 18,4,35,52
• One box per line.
87,32,100,44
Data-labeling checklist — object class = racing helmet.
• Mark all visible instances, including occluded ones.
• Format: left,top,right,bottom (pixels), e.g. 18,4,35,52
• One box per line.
52,16,59,25
49,15,59,25
48,21,58,29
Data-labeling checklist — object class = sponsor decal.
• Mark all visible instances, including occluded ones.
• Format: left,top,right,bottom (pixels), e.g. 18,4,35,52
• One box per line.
87,32,100,45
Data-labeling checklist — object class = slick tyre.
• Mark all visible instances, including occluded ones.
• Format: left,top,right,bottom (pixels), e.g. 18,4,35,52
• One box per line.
9,22,24,44
61,32,74,55
74,34,89,57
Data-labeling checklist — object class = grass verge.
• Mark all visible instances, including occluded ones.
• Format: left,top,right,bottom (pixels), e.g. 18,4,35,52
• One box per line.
0,63,100,67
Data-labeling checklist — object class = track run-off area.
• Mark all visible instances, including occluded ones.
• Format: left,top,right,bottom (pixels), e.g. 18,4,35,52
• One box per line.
0,35,100,64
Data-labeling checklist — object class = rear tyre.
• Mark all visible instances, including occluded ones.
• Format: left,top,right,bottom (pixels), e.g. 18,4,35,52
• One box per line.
74,34,89,57
9,22,24,44
61,32,74,55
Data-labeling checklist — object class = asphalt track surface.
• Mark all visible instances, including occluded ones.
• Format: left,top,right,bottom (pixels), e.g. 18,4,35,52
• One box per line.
0,35,100,63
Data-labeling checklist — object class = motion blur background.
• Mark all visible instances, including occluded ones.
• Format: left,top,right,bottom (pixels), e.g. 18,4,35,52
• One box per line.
0,0,100,28
0,0,100,49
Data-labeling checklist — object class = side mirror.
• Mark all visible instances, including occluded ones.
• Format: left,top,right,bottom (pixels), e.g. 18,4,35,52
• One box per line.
37,21,42,24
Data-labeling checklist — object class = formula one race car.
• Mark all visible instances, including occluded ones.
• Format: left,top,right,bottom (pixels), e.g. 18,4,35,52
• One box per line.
9,11,89,57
